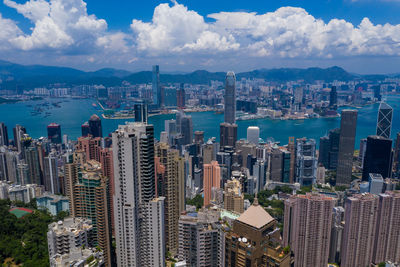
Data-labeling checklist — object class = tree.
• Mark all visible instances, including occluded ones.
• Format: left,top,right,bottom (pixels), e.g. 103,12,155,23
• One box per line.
186,195,203,209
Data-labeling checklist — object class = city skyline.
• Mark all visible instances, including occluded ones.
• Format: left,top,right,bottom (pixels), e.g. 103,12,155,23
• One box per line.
1,0,400,73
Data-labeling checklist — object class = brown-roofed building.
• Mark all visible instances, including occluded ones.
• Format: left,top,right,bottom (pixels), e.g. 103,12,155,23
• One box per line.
225,198,291,267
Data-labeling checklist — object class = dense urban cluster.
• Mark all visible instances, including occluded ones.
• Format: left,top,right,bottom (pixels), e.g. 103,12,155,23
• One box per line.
0,66,399,267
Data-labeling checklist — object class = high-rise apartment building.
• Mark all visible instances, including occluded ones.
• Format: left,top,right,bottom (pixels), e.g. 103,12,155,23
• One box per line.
112,122,161,267
77,135,102,162
155,142,185,256
71,161,112,267
329,206,345,264
47,217,93,258
47,123,62,144
24,145,42,185
376,102,393,139
336,110,358,185
373,191,400,264
152,65,161,107
220,122,237,148
341,193,379,267
224,178,244,214
143,197,166,267
283,193,336,267
178,209,224,267
224,71,236,124
362,135,393,181
203,160,221,207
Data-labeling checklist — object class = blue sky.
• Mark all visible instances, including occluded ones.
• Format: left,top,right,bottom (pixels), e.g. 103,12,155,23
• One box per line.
1,0,400,73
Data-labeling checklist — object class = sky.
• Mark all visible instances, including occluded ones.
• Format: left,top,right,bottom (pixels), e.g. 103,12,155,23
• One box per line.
1,0,400,74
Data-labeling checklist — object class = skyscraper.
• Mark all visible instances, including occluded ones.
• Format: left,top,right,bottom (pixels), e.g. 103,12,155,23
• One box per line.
296,138,317,185
336,110,358,186
247,126,260,144
288,137,296,183
341,193,379,267
72,161,113,267
394,132,400,176
81,121,90,137
319,128,340,170
47,123,62,144
376,102,393,139
283,193,336,267
88,114,102,138
220,122,237,148
155,143,185,256
224,71,236,124
0,122,9,146
13,124,26,153
112,122,159,267
152,65,161,107
203,160,221,207
43,153,59,194
134,102,148,123
329,85,338,109
362,135,393,180
177,83,185,109
180,115,193,145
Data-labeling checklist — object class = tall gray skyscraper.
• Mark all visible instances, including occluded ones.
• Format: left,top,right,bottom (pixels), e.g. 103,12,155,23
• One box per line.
152,65,161,107
0,122,8,147
376,102,393,139
224,71,236,124
112,122,162,267
336,110,358,186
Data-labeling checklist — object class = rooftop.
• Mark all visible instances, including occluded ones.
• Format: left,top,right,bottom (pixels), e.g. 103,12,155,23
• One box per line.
236,199,274,229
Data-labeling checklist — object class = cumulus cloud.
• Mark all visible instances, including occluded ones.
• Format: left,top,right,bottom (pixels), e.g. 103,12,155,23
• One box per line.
3,0,110,51
130,2,239,55
0,0,400,70
131,2,400,58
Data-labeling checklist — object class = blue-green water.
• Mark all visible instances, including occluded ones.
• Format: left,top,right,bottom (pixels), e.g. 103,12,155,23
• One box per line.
0,96,399,148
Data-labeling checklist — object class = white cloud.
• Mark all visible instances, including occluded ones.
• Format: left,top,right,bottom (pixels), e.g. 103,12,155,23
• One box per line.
130,2,239,54
0,13,22,50
4,0,108,51
130,3,400,58
0,0,400,71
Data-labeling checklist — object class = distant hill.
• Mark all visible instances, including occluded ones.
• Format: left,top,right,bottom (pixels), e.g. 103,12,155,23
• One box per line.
0,60,388,90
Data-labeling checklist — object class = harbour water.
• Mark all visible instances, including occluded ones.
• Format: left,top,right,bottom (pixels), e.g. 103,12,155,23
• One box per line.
0,96,399,148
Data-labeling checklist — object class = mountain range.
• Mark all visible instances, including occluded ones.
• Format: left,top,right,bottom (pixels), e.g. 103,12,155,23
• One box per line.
0,60,395,90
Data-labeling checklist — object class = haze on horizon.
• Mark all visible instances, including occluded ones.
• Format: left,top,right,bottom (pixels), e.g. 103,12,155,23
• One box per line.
1,0,400,74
